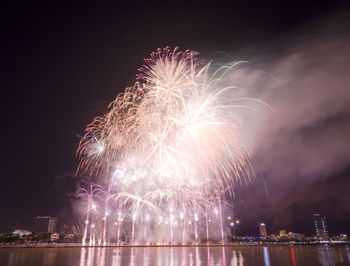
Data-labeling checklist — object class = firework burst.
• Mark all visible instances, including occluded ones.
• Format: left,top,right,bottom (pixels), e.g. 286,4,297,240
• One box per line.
76,47,260,245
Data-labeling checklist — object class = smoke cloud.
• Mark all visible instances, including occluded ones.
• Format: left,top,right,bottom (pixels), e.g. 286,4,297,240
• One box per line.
229,13,350,234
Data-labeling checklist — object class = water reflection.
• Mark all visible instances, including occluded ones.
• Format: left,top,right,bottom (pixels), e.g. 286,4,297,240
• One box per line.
143,247,149,266
100,248,106,266
207,246,210,266
43,249,57,265
290,248,296,266
231,250,244,266
112,248,121,266
2,245,350,266
316,245,350,266
182,247,187,266
195,247,201,266
263,247,270,266
79,248,86,266
130,247,135,266
85,248,91,266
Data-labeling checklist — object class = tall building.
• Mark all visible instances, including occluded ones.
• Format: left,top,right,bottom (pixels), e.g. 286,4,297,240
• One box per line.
35,216,57,233
313,214,328,239
259,223,267,238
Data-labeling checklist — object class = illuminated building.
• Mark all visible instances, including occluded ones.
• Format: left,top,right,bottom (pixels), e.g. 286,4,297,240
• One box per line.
35,216,57,233
259,222,267,238
279,229,287,237
50,232,60,241
313,214,328,239
12,230,32,238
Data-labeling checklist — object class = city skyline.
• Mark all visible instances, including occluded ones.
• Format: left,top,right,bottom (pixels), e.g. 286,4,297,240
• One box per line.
4,212,345,240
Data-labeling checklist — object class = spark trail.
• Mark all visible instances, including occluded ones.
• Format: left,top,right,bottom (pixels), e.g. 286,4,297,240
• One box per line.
77,47,262,245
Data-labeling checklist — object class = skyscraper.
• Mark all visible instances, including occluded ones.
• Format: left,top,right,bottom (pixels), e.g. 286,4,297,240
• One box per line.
259,222,267,238
35,216,57,233
313,214,328,239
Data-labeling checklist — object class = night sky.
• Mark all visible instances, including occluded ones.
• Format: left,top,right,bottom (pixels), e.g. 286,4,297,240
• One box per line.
3,1,350,236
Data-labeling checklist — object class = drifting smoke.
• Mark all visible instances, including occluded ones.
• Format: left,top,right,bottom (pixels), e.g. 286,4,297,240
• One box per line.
229,14,350,233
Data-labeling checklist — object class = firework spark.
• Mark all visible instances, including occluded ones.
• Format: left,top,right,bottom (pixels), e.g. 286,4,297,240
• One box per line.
76,47,261,245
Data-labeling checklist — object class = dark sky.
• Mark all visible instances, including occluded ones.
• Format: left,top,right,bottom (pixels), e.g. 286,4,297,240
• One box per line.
2,1,350,236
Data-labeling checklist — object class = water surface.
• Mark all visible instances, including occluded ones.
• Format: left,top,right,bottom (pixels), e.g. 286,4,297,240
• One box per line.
1,245,349,266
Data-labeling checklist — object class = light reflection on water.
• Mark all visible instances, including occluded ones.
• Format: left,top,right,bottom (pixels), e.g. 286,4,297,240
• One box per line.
1,245,349,266
263,247,270,266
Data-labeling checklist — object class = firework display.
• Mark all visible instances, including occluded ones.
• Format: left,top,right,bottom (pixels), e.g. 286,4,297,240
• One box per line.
77,48,256,245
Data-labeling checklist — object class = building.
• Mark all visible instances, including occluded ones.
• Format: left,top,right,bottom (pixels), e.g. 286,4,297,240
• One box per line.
313,214,328,239
35,216,57,233
279,230,287,237
50,232,60,241
259,223,267,238
287,232,303,241
63,233,75,242
12,230,32,238
331,234,348,241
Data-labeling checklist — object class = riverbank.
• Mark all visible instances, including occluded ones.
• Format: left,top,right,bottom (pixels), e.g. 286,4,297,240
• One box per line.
0,241,348,248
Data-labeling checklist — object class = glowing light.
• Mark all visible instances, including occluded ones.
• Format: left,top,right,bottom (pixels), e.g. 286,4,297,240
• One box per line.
76,47,266,244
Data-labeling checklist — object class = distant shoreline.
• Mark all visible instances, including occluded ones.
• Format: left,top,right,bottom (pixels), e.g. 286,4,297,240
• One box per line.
0,242,348,248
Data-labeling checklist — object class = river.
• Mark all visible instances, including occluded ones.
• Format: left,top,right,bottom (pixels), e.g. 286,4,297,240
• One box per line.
0,245,349,265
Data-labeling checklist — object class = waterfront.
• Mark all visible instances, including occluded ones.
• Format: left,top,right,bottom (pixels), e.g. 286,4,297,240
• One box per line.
0,245,349,266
